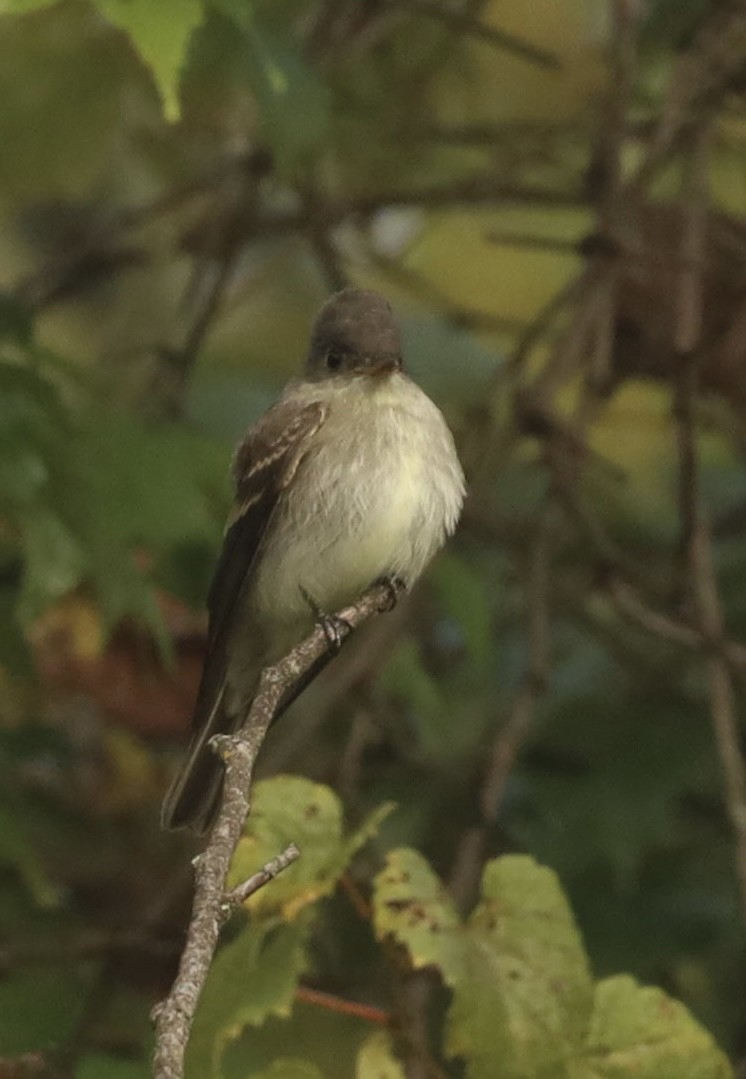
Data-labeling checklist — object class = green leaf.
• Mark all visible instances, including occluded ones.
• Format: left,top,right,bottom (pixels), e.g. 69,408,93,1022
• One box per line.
0,3,125,207
250,1062,325,1079
188,920,308,1079
58,411,224,638
0,801,61,907
445,856,594,1079
95,0,204,120
213,2,330,172
228,777,392,920
16,508,86,625
356,1031,406,1079
0,585,33,673
0,0,60,12
77,1056,151,1079
0,291,33,345
586,976,733,1079
65,413,222,554
372,848,464,986
0,967,91,1053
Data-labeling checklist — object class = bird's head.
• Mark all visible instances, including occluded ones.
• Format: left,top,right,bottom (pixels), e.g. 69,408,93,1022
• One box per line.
305,288,403,380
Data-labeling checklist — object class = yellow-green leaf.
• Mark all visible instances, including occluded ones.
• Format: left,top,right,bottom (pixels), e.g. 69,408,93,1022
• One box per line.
585,976,733,1079
94,0,204,120
447,855,594,1079
228,776,391,920
372,848,464,986
187,921,308,1079
356,1031,406,1079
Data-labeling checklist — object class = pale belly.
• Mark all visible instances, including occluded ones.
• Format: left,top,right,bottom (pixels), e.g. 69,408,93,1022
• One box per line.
252,446,432,624
241,373,464,664
251,391,461,631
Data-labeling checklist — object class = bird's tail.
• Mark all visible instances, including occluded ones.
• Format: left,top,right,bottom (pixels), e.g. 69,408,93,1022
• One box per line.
160,683,237,834
161,645,337,833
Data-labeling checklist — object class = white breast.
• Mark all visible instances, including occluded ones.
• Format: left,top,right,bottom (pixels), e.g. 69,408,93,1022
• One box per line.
252,373,465,628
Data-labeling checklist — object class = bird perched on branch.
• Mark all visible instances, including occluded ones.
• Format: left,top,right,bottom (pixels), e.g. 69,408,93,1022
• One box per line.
162,288,465,832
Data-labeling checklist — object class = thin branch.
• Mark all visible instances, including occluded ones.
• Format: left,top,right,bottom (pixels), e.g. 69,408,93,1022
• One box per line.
364,248,523,335
151,580,401,1079
485,230,580,254
223,843,301,907
388,0,562,69
606,573,746,670
154,252,239,419
672,124,746,921
627,5,746,194
295,985,391,1026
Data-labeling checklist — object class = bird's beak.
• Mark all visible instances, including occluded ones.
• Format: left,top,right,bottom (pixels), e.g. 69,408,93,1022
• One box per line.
356,356,402,377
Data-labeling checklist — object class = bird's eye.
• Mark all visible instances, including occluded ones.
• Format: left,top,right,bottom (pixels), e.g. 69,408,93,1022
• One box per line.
325,352,343,371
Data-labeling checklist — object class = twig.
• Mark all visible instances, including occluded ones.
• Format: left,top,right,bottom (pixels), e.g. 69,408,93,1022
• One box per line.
605,572,746,668
261,593,411,775
151,580,400,1079
299,185,350,292
12,167,582,323
485,230,580,254
295,985,390,1026
627,5,746,195
672,124,746,921
223,843,301,907
388,0,561,69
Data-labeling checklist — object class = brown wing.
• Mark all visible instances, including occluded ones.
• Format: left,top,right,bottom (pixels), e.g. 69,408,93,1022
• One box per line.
161,396,326,830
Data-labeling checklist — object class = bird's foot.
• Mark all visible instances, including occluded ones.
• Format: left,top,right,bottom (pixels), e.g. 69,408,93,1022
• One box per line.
375,574,406,612
299,586,351,654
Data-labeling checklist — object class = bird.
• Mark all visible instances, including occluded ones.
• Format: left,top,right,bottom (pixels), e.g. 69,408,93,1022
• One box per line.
161,288,465,832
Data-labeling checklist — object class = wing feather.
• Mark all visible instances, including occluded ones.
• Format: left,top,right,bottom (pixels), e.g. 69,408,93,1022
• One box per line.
161,396,326,830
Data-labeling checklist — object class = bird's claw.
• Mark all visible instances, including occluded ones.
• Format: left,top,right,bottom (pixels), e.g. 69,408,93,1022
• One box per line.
376,574,406,612
299,586,351,654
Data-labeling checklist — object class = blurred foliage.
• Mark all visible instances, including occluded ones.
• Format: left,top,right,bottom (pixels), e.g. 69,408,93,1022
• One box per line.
0,0,745,1076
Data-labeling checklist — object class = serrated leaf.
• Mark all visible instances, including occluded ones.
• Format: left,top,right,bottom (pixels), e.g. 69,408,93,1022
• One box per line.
471,856,593,1037
95,0,204,121
356,1031,406,1079
585,976,733,1079
228,777,391,920
188,920,308,1079
372,848,464,985
446,856,594,1079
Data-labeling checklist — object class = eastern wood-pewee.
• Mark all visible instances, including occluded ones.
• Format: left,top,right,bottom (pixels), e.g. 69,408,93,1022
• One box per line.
162,288,465,831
